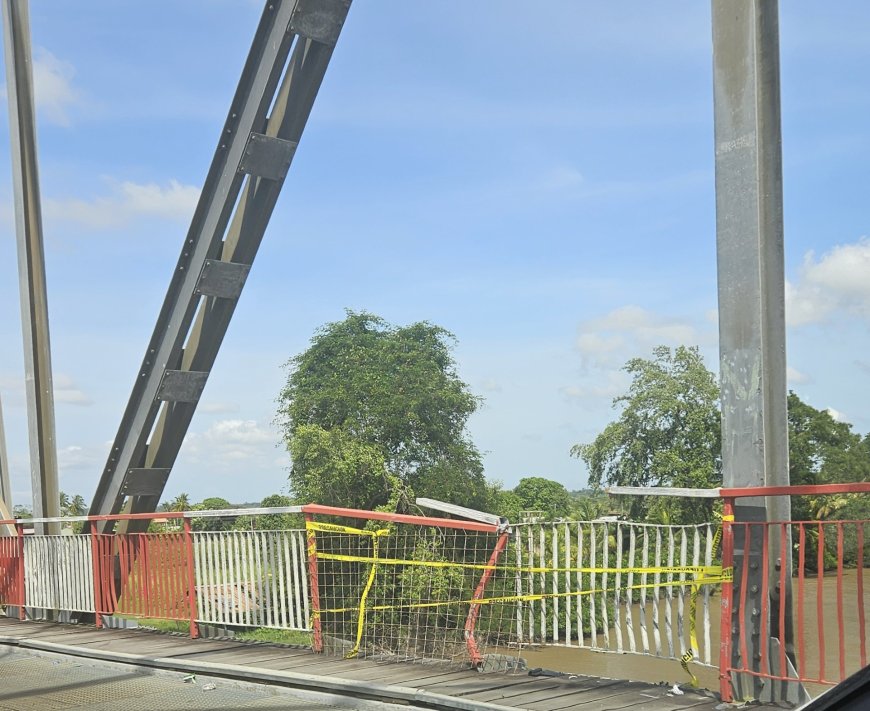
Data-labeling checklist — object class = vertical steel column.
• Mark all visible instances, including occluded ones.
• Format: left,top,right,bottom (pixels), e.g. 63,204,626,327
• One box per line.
711,1,794,702
2,0,60,535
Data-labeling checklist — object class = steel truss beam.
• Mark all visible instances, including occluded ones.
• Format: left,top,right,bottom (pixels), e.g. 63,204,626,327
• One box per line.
88,0,352,531
2,0,60,534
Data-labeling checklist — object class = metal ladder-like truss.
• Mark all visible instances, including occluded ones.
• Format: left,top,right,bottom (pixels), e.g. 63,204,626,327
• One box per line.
87,0,352,532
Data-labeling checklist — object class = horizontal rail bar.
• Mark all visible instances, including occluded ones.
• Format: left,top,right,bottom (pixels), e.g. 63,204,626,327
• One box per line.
609,482,870,499
721,483,870,498
608,486,722,498
301,503,500,533
0,506,303,527
415,497,505,527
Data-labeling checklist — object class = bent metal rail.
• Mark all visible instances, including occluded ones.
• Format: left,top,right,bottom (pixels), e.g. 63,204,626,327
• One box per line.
0,504,728,673
4,491,862,700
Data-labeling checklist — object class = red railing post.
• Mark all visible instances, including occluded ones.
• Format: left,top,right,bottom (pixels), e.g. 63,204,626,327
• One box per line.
858,523,866,669
718,499,735,703
182,517,199,639
304,512,322,653
464,530,510,668
90,531,103,628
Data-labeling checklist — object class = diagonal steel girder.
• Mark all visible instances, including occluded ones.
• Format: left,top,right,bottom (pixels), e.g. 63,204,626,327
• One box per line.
87,0,352,532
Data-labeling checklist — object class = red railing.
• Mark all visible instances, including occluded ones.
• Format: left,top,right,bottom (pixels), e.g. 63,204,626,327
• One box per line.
0,523,24,616
718,483,870,702
92,526,196,634
0,507,299,637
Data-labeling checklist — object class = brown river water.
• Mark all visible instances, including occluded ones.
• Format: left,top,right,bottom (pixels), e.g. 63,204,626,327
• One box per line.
503,569,869,697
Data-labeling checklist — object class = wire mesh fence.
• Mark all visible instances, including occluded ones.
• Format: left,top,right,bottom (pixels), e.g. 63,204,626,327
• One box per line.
305,509,518,669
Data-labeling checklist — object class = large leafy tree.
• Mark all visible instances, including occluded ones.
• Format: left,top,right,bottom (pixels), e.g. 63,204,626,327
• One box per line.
278,311,487,512
512,477,572,519
787,392,870,521
572,345,722,523
572,345,870,525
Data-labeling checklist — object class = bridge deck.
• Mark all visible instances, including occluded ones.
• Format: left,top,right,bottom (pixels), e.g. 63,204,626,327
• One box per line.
0,618,765,710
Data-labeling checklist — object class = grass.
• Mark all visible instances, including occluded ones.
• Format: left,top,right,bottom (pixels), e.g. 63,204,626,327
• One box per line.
235,627,312,646
119,617,312,647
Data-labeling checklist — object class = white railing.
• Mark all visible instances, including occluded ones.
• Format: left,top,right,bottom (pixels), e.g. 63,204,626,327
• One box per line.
192,529,310,631
23,535,95,613
513,520,718,665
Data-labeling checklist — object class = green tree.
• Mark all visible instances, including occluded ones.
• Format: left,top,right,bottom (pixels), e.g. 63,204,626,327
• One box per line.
787,392,870,521
572,346,721,523
191,496,235,531
164,493,191,512
233,493,303,531
512,477,572,519
278,311,486,512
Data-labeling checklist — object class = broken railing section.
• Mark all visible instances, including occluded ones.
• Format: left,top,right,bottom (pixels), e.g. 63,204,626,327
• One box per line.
87,0,353,530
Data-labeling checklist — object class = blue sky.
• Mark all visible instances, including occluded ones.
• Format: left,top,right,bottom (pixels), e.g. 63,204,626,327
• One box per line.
1,1,869,508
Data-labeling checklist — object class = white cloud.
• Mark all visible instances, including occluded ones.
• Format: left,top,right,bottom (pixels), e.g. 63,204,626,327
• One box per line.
57,442,108,471
478,379,502,393
45,179,200,229
1,49,81,126
200,401,241,415
826,407,845,422
0,373,91,406
576,306,701,368
182,419,279,470
560,369,628,402
32,49,81,126
786,366,810,385
53,373,93,406
786,238,870,326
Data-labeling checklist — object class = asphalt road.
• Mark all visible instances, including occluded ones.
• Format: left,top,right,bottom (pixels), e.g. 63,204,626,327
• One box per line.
0,647,409,711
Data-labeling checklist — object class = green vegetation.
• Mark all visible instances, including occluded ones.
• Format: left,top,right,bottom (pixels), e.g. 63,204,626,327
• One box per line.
234,627,312,646
278,311,487,512
572,344,869,532
572,345,721,524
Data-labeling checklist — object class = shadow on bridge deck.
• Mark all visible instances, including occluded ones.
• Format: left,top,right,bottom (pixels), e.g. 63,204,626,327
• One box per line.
0,617,761,710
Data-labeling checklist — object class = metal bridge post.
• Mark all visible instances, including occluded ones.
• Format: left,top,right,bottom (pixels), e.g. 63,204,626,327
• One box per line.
711,0,796,702
1,0,60,535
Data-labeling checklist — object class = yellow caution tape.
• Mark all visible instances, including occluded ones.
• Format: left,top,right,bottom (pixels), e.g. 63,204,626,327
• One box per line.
313,551,720,577
305,521,390,537
680,524,724,686
306,515,732,677
315,573,734,615
346,532,382,659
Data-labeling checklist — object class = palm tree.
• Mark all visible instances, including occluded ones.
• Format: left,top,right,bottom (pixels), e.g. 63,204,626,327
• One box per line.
169,493,191,512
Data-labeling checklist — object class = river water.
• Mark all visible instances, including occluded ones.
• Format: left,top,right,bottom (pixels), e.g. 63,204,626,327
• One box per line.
504,569,868,697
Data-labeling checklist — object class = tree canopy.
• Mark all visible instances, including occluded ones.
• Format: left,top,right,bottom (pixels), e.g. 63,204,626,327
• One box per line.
573,345,869,524
512,476,572,519
278,311,487,512
572,345,721,522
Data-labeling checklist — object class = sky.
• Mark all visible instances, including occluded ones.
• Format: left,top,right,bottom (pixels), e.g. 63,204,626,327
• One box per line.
1,1,869,508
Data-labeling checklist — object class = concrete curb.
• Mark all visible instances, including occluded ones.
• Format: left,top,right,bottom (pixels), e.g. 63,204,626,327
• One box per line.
0,635,522,711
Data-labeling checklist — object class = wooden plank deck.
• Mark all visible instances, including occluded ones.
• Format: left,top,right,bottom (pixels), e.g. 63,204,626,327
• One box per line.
0,617,757,710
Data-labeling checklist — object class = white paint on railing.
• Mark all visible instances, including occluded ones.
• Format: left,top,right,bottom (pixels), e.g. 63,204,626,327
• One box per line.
513,520,719,667
23,535,95,613
192,529,310,631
